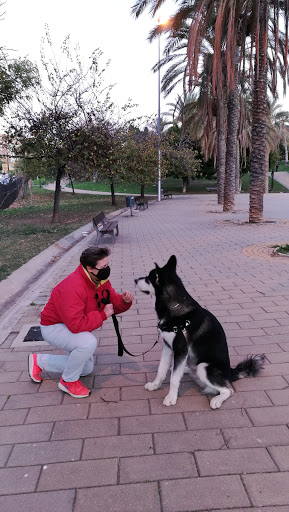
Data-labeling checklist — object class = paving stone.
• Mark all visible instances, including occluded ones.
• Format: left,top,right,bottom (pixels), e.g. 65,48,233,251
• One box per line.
7,439,82,467
223,425,289,448
89,398,149,418
184,408,251,430
75,482,161,512
160,475,250,511
268,445,289,470
210,508,289,512
154,429,225,453
4,391,63,409
196,447,277,476
0,445,12,467
150,394,209,413
0,381,40,395
120,413,186,434
242,472,289,506
247,405,289,426
221,390,272,409
93,373,147,387
25,403,89,423
62,386,120,404
0,490,75,512
120,453,197,483
0,422,53,445
0,465,41,495
83,433,153,459
37,459,118,491
0,371,21,382
233,375,288,391
51,417,118,440
0,408,28,426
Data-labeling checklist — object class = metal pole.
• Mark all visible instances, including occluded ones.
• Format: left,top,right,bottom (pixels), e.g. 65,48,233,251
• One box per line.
157,32,161,202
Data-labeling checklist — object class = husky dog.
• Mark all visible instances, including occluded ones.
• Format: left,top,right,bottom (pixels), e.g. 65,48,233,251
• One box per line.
135,255,265,409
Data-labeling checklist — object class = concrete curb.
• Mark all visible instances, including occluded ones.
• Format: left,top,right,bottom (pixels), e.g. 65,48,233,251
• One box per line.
0,208,125,315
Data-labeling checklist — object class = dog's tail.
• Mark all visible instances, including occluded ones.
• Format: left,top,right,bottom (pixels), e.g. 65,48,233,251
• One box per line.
231,354,266,382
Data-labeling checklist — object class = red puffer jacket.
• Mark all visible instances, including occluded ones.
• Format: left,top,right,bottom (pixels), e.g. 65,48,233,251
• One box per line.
40,264,132,333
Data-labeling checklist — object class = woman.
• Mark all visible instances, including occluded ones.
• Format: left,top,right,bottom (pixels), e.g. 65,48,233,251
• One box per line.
28,246,133,398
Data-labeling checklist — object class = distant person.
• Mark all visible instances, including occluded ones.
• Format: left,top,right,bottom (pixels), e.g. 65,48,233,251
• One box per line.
28,246,133,398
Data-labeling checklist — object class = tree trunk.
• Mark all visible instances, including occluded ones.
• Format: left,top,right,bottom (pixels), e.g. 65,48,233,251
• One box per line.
284,136,288,166
235,140,240,193
140,184,145,198
22,176,29,199
223,48,240,212
68,174,75,195
52,167,65,223
110,181,117,206
264,146,269,193
249,0,268,223
182,176,188,193
216,93,226,205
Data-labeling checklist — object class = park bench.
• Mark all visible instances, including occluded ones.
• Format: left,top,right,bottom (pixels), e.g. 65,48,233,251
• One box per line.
206,187,217,193
135,196,149,210
93,211,119,243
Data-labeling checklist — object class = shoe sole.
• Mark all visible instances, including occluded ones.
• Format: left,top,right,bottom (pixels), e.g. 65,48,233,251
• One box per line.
58,381,91,398
28,354,42,383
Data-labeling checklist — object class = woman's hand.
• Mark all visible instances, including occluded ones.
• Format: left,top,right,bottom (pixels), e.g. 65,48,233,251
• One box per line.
122,291,134,303
103,304,114,318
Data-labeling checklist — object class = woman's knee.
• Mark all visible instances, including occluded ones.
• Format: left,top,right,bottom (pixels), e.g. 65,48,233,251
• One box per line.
80,332,98,353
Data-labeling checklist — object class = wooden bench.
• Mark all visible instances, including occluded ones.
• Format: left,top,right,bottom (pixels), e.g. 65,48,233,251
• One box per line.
206,187,217,193
135,196,148,210
93,212,119,243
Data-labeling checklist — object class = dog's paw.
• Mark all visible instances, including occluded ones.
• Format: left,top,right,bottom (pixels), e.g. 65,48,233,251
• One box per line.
163,393,177,406
145,381,159,391
210,395,223,409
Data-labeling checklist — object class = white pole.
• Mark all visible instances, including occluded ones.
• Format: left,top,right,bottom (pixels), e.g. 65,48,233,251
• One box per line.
157,32,161,202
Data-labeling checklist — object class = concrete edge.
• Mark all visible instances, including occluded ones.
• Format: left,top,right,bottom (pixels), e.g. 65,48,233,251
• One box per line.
0,208,126,314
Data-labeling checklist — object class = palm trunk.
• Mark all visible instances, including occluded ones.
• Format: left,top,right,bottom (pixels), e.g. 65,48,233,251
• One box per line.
223,88,239,211
249,0,268,223
284,136,288,166
216,93,226,205
52,166,65,223
110,181,117,206
264,146,269,193
235,140,240,193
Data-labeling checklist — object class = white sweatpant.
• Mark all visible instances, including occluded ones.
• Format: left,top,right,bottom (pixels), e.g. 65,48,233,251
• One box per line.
39,323,97,382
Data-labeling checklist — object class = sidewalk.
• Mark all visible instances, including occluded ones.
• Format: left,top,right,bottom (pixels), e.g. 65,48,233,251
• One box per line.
1,193,289,511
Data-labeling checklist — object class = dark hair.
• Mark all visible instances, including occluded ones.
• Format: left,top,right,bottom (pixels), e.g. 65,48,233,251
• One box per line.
80,246,111,269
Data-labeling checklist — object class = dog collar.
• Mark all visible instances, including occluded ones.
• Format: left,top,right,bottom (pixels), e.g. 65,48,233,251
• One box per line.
158,319,190,333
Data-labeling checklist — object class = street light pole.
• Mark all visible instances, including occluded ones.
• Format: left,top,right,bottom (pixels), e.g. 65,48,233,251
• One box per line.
157,28,161,202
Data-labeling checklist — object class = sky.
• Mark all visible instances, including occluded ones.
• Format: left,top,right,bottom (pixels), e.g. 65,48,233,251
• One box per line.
0,0,179,120
0,0,288,123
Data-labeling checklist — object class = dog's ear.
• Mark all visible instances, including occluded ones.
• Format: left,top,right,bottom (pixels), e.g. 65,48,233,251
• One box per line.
166,255,177,271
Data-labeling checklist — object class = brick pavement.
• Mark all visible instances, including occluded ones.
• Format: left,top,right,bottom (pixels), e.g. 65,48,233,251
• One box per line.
0,193,289,511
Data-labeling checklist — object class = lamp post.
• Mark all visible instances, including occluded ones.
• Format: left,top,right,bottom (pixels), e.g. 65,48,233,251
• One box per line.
157,18,168,202
157,22,161,202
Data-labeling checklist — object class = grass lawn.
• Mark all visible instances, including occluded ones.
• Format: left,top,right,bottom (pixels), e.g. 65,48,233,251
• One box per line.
0,187,126,282
68,177,219,195
276,161,289,172
241,173,289,193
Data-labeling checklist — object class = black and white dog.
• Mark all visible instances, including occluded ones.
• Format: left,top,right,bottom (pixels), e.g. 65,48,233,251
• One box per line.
135,255,265,409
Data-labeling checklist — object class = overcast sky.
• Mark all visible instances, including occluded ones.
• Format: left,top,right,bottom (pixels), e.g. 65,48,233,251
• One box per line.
1,0,179,120
1,0,288,121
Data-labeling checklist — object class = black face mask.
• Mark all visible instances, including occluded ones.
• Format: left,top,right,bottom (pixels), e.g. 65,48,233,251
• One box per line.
92,265,110,281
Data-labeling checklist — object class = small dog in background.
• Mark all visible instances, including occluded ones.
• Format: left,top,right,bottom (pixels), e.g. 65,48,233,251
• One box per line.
135,255,265,409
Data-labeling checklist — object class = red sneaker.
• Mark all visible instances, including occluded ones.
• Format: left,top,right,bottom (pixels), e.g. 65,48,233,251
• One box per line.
28,353,42,383
58,377,91,398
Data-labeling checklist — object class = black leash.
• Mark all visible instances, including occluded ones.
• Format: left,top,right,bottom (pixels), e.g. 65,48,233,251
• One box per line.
99,289,158,357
